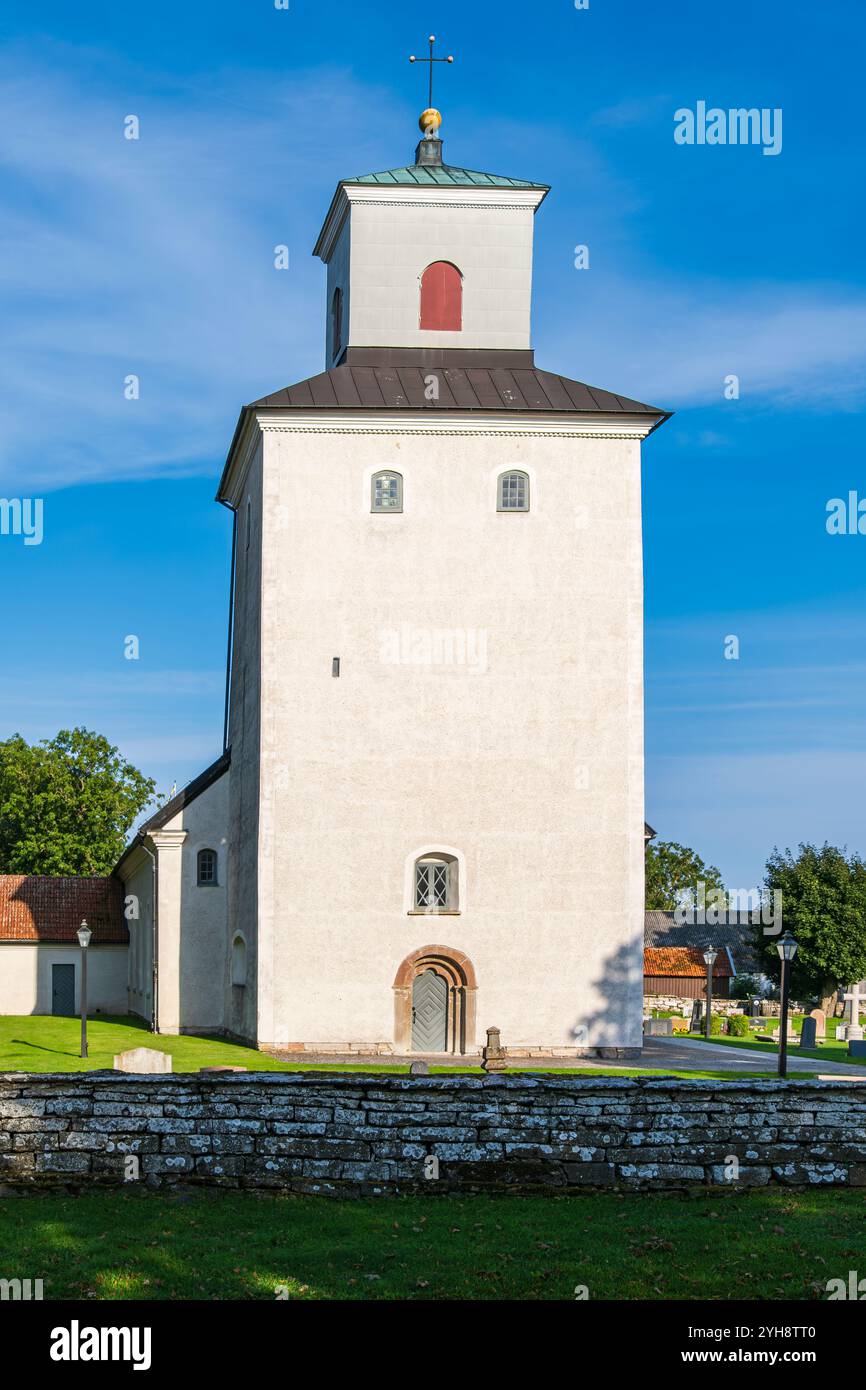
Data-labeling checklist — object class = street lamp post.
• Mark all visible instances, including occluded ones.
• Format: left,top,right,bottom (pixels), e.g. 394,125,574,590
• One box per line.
776,930,798,1080
77,920,92,1059
702,948,718,1040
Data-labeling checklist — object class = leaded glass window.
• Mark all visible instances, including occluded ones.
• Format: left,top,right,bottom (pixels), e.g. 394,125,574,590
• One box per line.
372,471,403,512
415,860,449,909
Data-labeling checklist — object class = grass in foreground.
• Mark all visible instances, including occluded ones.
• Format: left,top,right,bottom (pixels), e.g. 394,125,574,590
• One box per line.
0,1015,767,1080
1,1187,863,1300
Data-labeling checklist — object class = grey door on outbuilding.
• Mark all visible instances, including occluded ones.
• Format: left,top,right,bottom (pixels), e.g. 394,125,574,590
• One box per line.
411,969,448,1052
51,963,76,1016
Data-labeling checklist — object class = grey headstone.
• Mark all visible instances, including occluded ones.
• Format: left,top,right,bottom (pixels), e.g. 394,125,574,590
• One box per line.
644,1017,673,1036
690,1000,704,1031
113,1046,172,1074
848,1039,866,1058
799,1017,818,1048
409,1061,429,1076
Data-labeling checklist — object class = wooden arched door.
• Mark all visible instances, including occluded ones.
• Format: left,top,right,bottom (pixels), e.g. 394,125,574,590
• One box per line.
411,968,449,1052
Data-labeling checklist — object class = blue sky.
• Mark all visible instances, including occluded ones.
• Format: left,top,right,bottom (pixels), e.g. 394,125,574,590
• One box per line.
0,0,863,889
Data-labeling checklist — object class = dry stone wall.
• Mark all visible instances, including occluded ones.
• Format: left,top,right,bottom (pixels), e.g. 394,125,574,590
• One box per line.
1,1072,865,1196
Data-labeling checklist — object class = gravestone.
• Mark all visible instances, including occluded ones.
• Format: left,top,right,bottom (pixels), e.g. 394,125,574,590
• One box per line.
409,1061,429,1076
750,997,762,1018
113,1046,172,1074
690,1000,704,1032
848,1039,866,1059
843,982,865,1042
481,1026,507,1073
837,1024,848,1043
809,1008,826,1039
199,1066,247,1073
644,1017,673,1036
800,1017,818,1049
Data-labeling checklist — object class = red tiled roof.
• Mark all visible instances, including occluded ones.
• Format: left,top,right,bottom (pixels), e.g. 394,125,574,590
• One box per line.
644,947,733,978
0,876,128,943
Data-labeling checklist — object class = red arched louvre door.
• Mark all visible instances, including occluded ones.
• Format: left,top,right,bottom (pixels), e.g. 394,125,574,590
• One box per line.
419,262,462,331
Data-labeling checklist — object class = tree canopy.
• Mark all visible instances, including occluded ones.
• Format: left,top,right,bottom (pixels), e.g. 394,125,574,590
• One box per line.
0,728,156,876
752,843,866,1008
645,838,726,912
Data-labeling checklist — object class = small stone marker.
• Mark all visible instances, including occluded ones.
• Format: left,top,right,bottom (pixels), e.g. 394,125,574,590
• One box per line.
809,1008,826,1039
481,1026,507,1074
690,1000,704,1031
837,1024,848,1043
848,1040,866,1059
644,1017,673,1036
409,1061,429,1076
113,1046,172,1074
799,1017,818,1049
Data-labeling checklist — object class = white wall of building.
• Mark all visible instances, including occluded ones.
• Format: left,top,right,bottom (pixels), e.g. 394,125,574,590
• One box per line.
319,187,544,352
0,943,128,1016
236,411,647,1052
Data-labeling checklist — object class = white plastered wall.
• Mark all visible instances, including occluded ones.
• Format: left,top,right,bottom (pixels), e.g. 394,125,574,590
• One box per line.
250,412,646,1052
0,943,128,1016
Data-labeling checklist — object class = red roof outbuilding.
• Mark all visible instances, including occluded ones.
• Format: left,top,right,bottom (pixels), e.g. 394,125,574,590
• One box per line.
0,876,128,943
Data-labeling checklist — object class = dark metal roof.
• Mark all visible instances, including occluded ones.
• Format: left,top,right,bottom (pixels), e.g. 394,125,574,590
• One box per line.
644,910,762,975
249,360,664,417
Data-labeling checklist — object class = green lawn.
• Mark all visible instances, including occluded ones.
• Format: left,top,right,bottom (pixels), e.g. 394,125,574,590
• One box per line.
0,1015,768,1080
1,1186,862,1300
687,1023,866,1066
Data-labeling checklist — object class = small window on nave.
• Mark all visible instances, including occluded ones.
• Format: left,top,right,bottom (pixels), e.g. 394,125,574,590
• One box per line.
197,848,218,886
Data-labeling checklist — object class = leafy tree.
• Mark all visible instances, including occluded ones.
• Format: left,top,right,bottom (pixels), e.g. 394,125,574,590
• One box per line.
645,839,726,911
754,844,866,1013
0,728,156,876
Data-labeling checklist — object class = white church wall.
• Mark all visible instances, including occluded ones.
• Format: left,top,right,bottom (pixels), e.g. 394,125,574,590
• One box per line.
124,851,153,1021
170,771,230,1034
325,216,350,364
0,943,128,1016
252,415,646,1051
225,435,264,1044
346,198,536,350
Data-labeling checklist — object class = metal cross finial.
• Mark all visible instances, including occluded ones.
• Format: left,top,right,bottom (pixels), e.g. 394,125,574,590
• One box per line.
409,35,454,110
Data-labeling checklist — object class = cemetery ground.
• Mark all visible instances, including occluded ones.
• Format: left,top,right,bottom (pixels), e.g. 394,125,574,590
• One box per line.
684,1014,866,1067
1,1184,864,1300
0,1014,769,1079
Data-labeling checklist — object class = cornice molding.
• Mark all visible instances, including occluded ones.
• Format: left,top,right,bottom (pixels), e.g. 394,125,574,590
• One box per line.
255,414,653,441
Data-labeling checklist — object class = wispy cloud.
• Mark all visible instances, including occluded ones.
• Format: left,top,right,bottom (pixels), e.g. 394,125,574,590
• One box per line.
0,46,403,491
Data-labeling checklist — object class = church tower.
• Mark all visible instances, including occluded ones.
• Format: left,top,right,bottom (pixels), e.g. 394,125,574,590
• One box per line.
217,76,668,1056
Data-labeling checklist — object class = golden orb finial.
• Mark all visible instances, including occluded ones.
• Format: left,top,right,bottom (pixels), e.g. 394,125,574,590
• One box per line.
419,107,442,136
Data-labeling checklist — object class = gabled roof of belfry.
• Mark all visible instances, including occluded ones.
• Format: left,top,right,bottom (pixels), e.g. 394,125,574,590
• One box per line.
342,163,549,191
